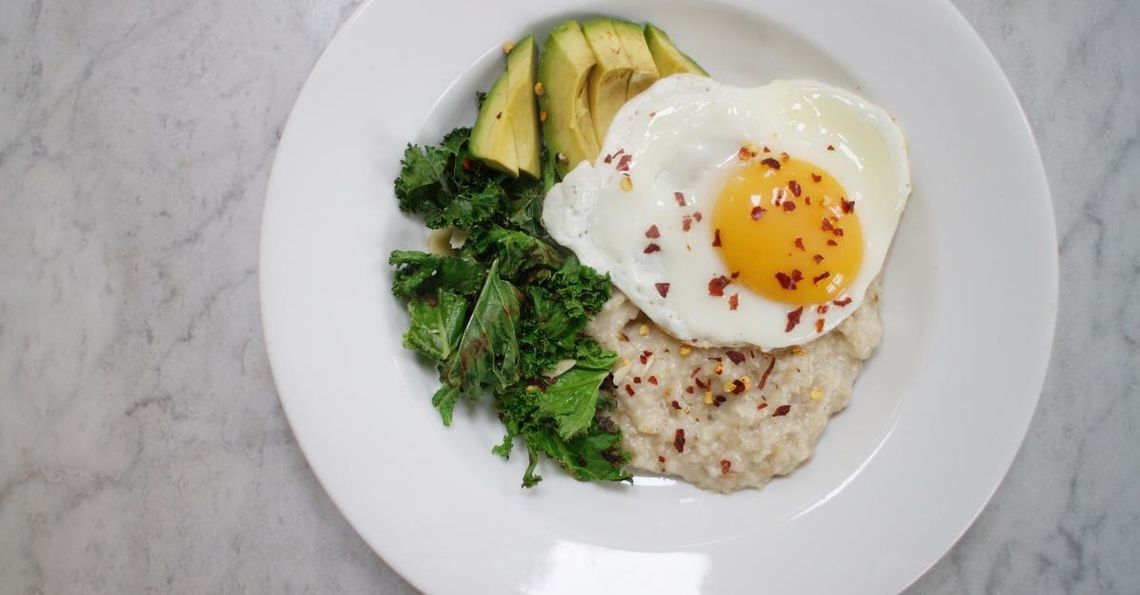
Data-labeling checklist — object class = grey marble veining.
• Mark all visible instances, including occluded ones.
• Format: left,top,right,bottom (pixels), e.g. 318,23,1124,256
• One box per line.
0,0,1136,593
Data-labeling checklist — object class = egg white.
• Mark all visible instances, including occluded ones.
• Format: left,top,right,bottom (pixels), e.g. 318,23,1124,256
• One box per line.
543,76,911,349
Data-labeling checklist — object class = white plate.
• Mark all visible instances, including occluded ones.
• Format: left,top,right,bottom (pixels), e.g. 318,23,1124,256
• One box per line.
259,0,1057,592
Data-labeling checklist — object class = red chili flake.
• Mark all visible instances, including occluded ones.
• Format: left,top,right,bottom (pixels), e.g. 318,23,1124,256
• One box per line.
685,386,694,394
715,395,727,404
708,275,730,296
762,146,771,153
794,237,805,251
673,429,686,453
625,384,635,396
785,306,805,332
725,350,746,365
730,380,746,395
720,459,732,474
827,239,838,246
691,367,701,378
730,271,741,280
682,215,693,231
613,148,625,158
658,455,666,463
671,400,682,409
633,376,642,384
791,269,804,284
761,157,781,170
788,180,802,197
812,254,824,264
826,144,836,151
841,198,855,214
773,404,791,416
644,243,661,254
615,153,632,172
655,282,670,298
603,153,613,164
811,173,822,183
779,152,790,163
648,375,658,385
694,377,708,389
750,206,766,220
640,350,653,364
812,271,831,285
832,227,845,237
712,229,722,247
782,200,796,212
462,158,475,171
821,218,834,231
738,146,754,160
833,296,853,307
816,304,830,315
693,211,703,222
815,319,825,333
757,402,769,410
645,224,660,238
775,272,795,290
674,191,686,206
728,293,739,311
804,196,812,205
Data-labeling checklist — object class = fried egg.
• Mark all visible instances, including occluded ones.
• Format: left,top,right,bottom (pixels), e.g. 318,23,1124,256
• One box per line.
543,76,911,349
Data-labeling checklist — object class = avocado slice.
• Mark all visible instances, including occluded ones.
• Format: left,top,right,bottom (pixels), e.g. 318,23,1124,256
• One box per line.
470,59,519,176
539,21,600,175
581,19,634,143
611,19,659,99
644,23,709,77
506,36,541,178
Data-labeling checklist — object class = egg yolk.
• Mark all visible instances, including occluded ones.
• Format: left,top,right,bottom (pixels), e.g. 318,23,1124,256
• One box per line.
712,155,863,306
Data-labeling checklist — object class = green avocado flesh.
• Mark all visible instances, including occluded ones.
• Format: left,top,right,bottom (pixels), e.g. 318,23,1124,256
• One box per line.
532,19,707,175
644,23,709,78
469,64,519,175
538,21,600,175
611,19,659,100
506,36,541,178
581,19,634,143
470,36,542,177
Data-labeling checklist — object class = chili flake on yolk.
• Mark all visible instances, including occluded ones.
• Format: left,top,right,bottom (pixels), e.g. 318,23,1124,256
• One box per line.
712,156,863,306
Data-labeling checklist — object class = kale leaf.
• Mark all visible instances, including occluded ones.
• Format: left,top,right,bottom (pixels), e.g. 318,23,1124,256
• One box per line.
390,126,629,488
389,250,485,301
524,420,630,486
438,260,521,418
402,289,468,361
394,144,451,216
461,226,562,280
536,341,619,439
494,381,630,488
423,185,504,230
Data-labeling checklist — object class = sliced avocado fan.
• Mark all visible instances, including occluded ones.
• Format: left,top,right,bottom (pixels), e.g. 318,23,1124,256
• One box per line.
538,21,600,176
581,19,634,144
611,19,660,100
644,23,709,77
470,36,542,178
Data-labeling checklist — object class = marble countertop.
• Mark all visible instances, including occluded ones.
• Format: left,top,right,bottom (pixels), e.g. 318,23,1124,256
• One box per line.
2,0,1137,592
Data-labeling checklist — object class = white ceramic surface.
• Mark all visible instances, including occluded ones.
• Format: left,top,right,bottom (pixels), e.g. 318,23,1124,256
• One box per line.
259,0,1056,593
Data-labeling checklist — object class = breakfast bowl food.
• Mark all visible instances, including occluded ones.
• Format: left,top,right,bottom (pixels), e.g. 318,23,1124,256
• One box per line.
259,1,1055,591
388,18,911,492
